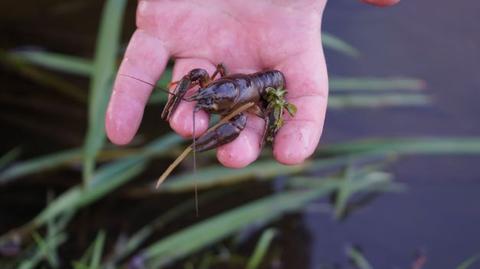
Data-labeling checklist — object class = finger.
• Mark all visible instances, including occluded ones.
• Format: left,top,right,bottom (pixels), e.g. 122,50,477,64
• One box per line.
106,30,169,145
168,58,214,138
217,113,265,168
216,67,264,169
273,43,328,165
361,0,400,7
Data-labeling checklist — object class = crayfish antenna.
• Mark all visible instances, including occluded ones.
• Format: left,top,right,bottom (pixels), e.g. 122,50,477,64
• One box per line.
118,73,186,100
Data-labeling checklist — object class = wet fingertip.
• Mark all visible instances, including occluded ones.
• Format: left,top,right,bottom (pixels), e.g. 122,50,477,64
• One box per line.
273,150,308,165
169,103,209,138
217,150,255,169
217,152,252,169
105,120,133,145
273,137,309,165
272,121,321,165
217,132,260,169
105,96,142,146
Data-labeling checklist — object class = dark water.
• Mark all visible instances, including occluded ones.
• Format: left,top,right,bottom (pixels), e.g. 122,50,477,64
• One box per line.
1,0,480,268
307,0,480,268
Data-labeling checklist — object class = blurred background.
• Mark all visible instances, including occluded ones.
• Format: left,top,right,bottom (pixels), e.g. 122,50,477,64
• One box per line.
1,0,479,268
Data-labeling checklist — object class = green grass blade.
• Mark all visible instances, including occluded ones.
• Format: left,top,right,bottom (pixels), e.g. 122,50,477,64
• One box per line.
0,50,87,102
246,228,277,269
157,66,173,88
319,137,480,156
0,134,181,184
34,158,145,226
89,231,106,269
328,94,429,108
330,77,425,91
83,0,127,182
158,152,395,193
159,155,364,193
141,181,339,268
31,232,61,268
334,166,399,219
72,263,89,269
160,159,306,192
0,147,21,170
347,246,374,269
322,33,360,57
456,254,480,269
140,133,183,158
18,211,71,269
0,148,81,184
13,51,93,76
0,134,180,244
18,233,67,269
334,165,355,219
103,190,228,268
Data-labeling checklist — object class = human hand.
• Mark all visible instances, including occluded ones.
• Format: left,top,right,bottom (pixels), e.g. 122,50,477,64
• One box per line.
105,0,397,168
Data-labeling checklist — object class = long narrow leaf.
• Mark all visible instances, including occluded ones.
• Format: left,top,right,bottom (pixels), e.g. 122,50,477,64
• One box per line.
159,156,359,193
347,246,374,269
322,33,360,57
0,51,87,102
328,94,429,108
83,0,127,182
0,134,182,184
31,232,61,268
13,51,93,76
34,158,145,226
0,147,21,170
141,181,339,268
90,231,106,269
0,134,180,245
334,165,355,219
103,190,228,268
246,228,277,269
18,233,67,269
0,148,81,184
319,138,480,156
456,254,480,269
334,166,399,219
330,77,425,91
160,160,306,192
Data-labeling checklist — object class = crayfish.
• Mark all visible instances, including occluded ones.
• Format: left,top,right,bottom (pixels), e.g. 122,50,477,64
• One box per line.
161,64,297,151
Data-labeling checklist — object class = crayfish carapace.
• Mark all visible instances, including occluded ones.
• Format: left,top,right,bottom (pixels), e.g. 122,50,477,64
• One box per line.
162,64,297,152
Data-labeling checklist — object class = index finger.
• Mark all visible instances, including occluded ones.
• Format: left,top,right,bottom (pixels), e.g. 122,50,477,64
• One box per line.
105,30,169,145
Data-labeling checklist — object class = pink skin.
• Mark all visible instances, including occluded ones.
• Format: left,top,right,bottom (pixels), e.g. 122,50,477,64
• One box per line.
106,0,397,168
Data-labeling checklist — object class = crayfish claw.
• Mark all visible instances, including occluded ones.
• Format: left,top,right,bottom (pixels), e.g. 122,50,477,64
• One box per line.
161,78,191,121
194,113,247,152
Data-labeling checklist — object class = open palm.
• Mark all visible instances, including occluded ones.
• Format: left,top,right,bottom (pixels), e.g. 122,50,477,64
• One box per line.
106,0,396,168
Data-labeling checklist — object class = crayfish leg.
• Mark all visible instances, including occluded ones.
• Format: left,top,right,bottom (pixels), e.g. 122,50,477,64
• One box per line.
211,63,227,80
161,68,210,121
194,113,247,152
248,105,270,149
